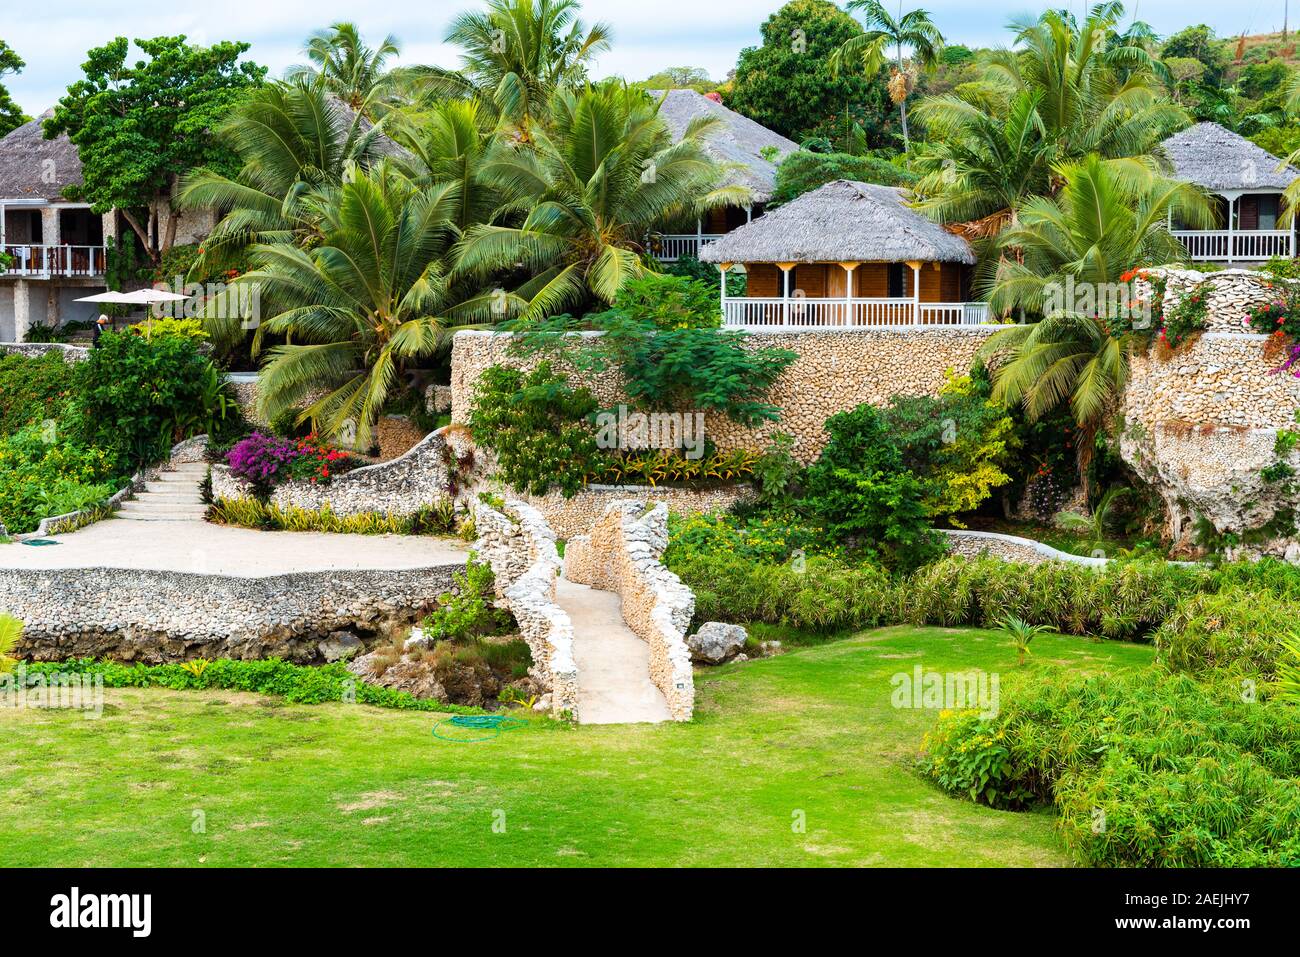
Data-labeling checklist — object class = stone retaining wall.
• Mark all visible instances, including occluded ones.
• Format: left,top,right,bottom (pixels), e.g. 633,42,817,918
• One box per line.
471,498,580,719
0,342,90,362
212,426,473,517
451,328,998,464
516,483,753,539
563,501,695,721
940,530,1108,566
1,564,459,663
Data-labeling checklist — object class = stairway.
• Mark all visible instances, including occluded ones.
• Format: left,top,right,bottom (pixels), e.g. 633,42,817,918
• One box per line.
116,462,209,522
556,578,672,725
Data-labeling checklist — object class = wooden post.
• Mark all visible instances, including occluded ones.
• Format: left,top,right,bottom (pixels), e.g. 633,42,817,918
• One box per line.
839,262,859,327
718,263,732,324
906,260,923,325
777,262,796,327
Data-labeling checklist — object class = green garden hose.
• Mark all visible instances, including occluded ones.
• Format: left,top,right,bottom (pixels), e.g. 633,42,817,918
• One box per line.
432,714,527,743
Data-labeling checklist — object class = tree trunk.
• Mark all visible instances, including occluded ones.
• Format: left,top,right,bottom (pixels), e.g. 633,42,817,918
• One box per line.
899,97,910,152
161,189,179,259
118,207,157,265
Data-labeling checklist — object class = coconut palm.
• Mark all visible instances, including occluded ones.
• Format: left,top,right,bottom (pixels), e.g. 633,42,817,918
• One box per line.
829,0,944,151
388,98,502,232
418,0,612,135
978,154,1212,480
455,81,747,318
913,4,1188,227
247,167,504,446
286,22,401,116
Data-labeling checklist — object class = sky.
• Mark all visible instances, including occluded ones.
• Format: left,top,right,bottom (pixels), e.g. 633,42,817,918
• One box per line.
3,0,1296,115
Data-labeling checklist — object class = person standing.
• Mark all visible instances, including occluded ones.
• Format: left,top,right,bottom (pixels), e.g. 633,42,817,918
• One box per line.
92,315,110,348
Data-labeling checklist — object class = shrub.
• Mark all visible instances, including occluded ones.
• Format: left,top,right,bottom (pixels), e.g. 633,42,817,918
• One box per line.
662,256,745,297
601,272,719,329
17,658,482,714
804,403,942,569
666,510,842,565
1155,587,1300,680
73,331,226,474
466,363,601,497
920,669,1300,866
224,432,358,498
0,351,75,438
127,316,209,343
0,421,117,534
209,497,458,536
423,560,513,641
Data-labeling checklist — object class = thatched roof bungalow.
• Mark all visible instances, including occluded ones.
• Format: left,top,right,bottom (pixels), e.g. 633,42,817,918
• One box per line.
648,89,797,262
1161,122,1299,263
699,180,987,328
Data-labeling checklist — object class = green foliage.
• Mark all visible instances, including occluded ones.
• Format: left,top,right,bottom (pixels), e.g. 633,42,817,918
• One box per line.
0,421,117,534
921,669,1300,866
769,150,915,207
466,362,600,497
804,403,942,569
880,371,1019,525
603,273,719,330
73,331,232,474
996,614,1056,664
1250,125,1300,164
423,559,512,641
17,657,482,714
0,351,75,438
1160,25,1229,85
661,255,746,297
0,40,28,138
1155,587,1300,681
590,448,758,486
209,497,460,536
0,613,21,674
750,433,804,509
127,317,209,344
43,36,266,260
728,0,893,145
665,510,842,566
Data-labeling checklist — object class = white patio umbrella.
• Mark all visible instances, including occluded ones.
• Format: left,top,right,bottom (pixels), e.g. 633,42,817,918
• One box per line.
118,288,193,338
73,291,135,304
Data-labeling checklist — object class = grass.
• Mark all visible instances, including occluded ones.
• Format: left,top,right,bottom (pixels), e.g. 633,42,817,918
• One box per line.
0,627,1153,867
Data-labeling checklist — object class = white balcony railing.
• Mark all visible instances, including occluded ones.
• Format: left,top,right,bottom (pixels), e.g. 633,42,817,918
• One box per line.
1,244,108,278
650,233,725,262
722,297,990,328
1170,230,1294,262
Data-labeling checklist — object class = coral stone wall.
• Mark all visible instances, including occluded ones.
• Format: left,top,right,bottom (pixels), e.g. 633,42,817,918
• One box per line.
515,483,753,539
1120,269,1300,553
212,426,473,517
451,328,999,464
563,501,695,721
471,498,580,719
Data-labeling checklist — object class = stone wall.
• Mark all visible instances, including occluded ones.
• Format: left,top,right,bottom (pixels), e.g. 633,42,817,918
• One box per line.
563,501,695,721
940,530,1107,566
451,327,998,464
0,342,90,362
515,483,753,539
1,564,459,663
212,426,474,517
471,498,580,719
1119,269,1300,554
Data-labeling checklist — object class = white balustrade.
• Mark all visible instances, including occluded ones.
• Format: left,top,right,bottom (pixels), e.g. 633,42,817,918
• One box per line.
1170,230,1294,262
1,244,108,278
722,297,991,328
650,234,725,262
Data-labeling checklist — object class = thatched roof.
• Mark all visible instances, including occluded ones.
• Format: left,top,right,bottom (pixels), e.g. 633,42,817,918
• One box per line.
0,110,84,202
1162,122,1299,192
650,89,797,204
699,180,976,265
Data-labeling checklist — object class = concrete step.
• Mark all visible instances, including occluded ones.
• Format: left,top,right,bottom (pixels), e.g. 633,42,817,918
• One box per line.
118,501,208,519
136,491,205,504
116,511,209,522
144,480,203,495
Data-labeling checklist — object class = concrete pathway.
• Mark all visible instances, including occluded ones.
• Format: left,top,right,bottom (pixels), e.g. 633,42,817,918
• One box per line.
117,462,209,522
556,578,671,725
0,515,468,576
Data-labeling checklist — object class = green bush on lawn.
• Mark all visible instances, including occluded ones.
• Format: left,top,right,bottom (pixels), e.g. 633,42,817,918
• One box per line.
1156,587,1300,680
919,669,1300,867
18,658,484,714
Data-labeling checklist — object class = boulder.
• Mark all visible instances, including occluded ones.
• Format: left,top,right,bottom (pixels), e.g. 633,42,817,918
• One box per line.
318,631,363,662
687,621,748,664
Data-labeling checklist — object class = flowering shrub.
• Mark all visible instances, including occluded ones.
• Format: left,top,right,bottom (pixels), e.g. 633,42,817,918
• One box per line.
1244,288,1300,375
226,432,359,497
1117,270,1208,350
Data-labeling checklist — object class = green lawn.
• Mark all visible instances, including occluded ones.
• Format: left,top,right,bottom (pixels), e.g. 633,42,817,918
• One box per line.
0,627,1153,867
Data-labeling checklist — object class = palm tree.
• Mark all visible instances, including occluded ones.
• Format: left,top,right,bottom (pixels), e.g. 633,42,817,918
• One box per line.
245,167,503,446
912,4,1187,227
419,0,612,135
455,82,747,318
286,22,401,116
978,154,1211,482
0,613,20,674
388,99,502,232
829,0,944,151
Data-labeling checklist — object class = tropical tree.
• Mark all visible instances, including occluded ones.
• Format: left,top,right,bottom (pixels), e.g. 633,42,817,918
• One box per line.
388,98,502,232
0,612,19,673
247,167,498,446
0,40,28,137
44,36,266,264
912,3,1188,228
455,81,747,318
421,0,612,134
285,22,401,116
977,154,1212,482
828,0,944,151
178,79,395,273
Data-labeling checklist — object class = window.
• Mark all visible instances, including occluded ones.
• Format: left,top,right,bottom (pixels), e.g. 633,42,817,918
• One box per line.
887,263,907,298
1258,194,1280,231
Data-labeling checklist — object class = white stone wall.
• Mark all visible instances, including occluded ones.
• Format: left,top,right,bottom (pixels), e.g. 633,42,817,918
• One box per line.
563,501,695,721
471,498,580,719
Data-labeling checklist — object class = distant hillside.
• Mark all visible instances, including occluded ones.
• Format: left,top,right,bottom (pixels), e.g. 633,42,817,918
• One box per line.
1218,31,1300,73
